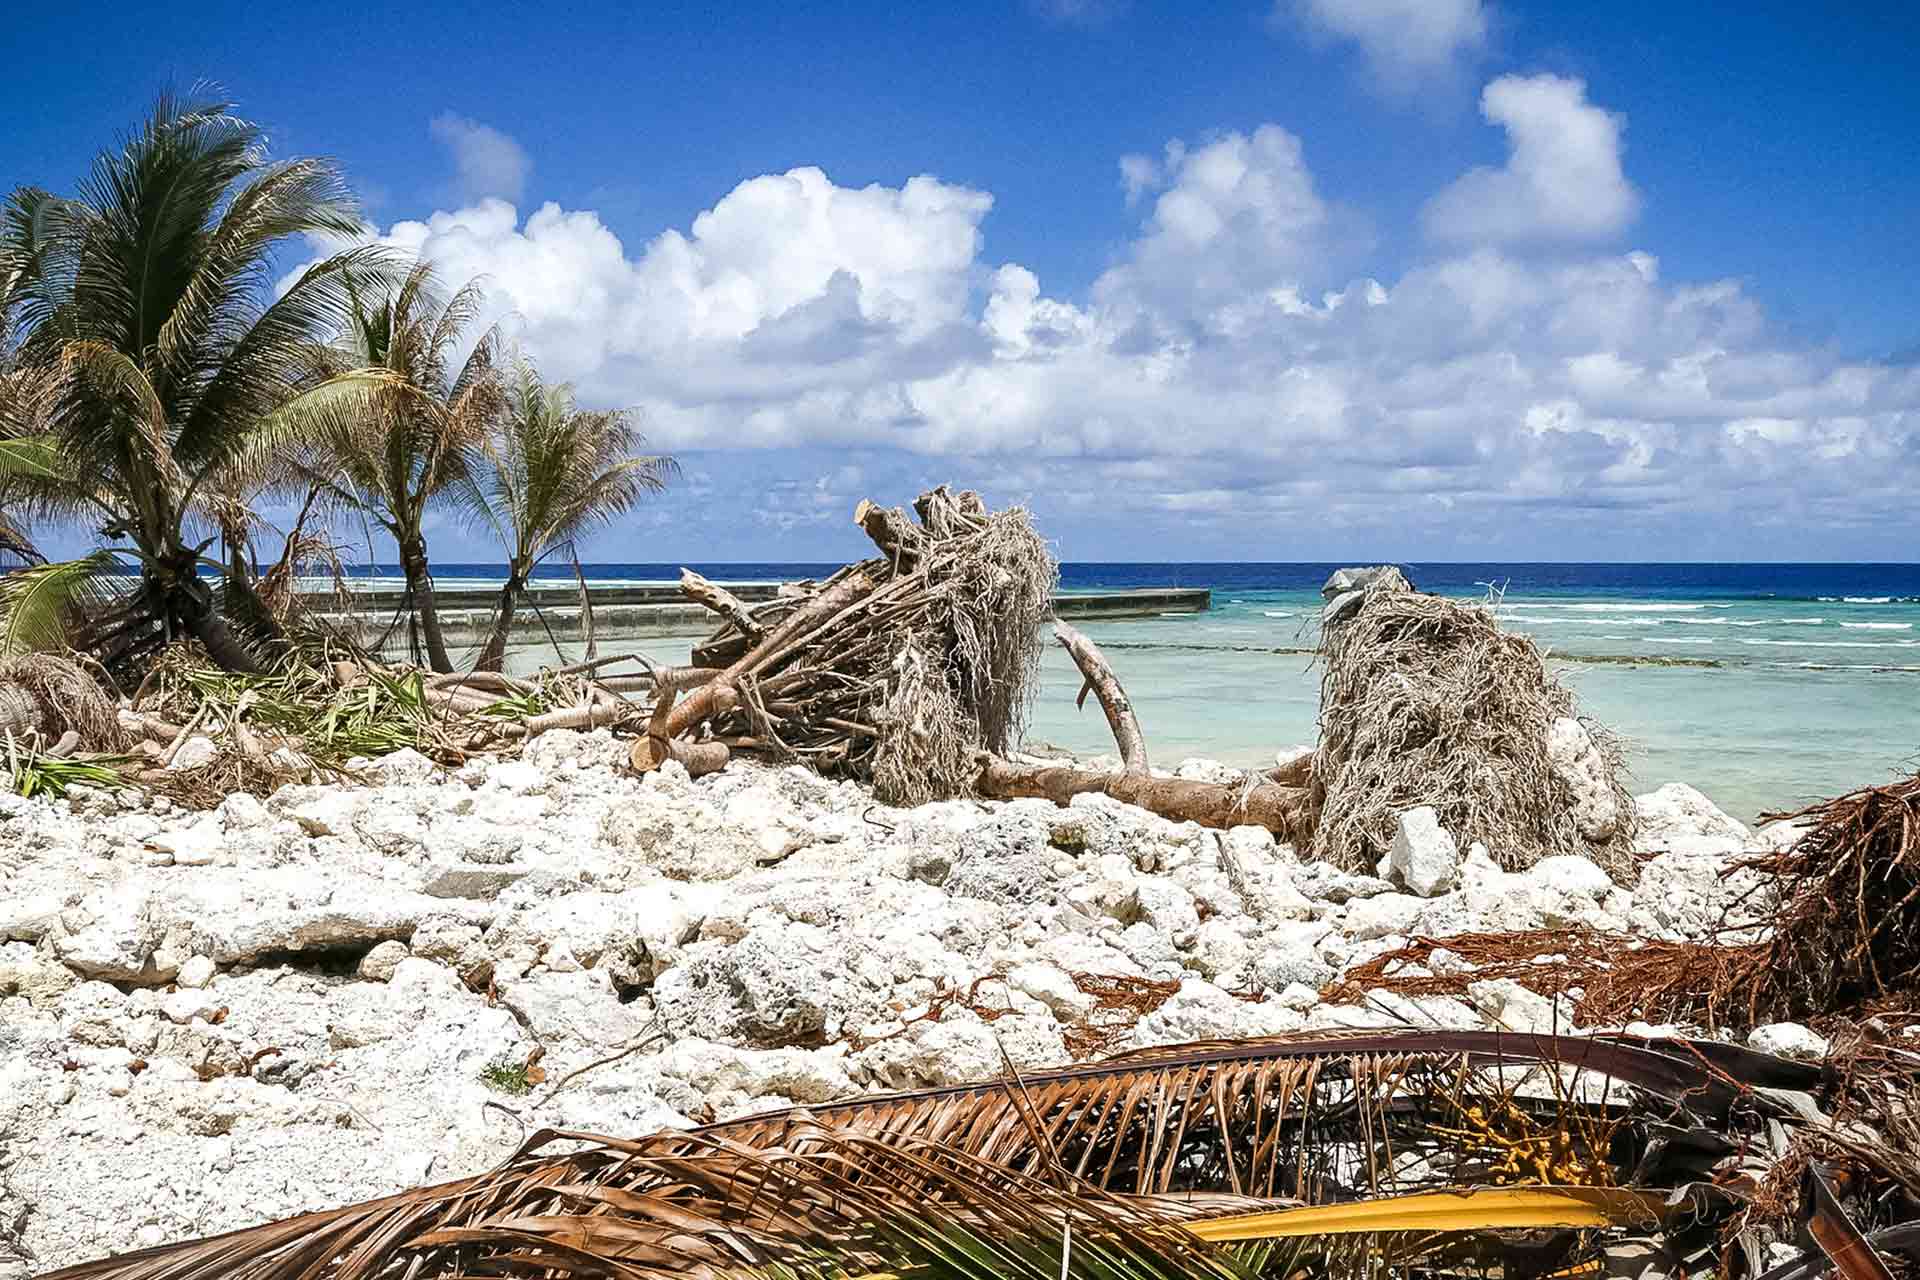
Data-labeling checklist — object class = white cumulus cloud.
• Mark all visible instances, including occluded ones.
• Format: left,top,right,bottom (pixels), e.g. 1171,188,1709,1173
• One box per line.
1287,0,1489,91
1103,127,1332,326
1423,74,1640,244
429,113,532,203
304,117,1920,559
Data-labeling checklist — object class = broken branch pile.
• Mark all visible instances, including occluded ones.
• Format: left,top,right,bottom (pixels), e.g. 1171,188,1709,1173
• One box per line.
641,487,1316,834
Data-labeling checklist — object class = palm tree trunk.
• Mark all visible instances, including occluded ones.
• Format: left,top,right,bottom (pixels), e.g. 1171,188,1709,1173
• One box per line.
184,606,266,675
475,575,523,673
150,557,268,675
399,538,454,673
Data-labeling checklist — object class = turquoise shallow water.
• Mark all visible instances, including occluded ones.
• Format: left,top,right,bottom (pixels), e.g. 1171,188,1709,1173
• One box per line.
469,561,1920,825
1021,589,1920,823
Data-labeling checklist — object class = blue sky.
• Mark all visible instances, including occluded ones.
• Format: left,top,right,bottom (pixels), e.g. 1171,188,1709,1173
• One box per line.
9,0,1920,562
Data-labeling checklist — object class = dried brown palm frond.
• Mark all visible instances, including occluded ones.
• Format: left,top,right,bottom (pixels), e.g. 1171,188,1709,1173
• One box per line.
1335,772,1920,1038
1756,774,1920,1017
1312,585,1635,878
44,1122,1678,1280
43,1029,1776,1279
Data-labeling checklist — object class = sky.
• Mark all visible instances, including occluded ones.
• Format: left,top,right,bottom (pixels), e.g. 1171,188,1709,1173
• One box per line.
7,0,1920,563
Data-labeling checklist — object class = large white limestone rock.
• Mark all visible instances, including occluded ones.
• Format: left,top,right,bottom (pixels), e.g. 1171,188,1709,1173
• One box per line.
1379,807,1460,897
1546,718,1622,842
1748,1022,1831,1059
1634,782,1750,848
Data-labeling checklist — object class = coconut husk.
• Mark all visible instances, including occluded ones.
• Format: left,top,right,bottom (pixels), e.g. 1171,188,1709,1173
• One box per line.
1311,585,1634,878
0,652,123,750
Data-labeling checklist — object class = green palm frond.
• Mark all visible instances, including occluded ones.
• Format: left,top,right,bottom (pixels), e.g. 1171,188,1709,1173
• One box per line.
0,550,125,656
481,351,676,567
0,430,69,481
0,93,388,672
303,261,503,533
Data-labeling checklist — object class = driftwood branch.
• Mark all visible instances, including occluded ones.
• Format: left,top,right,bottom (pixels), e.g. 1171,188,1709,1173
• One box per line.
663,570,877,740
976,757,1308,839
853,499,923,569
681,570,763,645
1053,620,1147,775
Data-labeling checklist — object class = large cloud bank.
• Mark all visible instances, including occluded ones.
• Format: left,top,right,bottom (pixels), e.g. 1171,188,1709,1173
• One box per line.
316,82,1920,557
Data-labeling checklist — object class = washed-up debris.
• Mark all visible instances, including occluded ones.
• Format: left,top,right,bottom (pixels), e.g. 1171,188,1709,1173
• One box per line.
42,1028,1919,1278
1335,771,1920,1036
1311,571,1636,878
631,485,1056,805
637,487,1314,833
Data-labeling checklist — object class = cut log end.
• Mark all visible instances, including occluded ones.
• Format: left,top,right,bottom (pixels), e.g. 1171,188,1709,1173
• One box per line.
629,735,731,779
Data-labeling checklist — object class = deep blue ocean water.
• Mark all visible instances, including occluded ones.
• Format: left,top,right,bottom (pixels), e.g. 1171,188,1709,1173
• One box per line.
360,560,1920,602
346,562,1920,821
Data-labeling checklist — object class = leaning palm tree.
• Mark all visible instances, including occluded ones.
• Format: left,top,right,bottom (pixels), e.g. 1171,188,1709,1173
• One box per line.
288,262,502,673
0,92,390,674
468,354,674,671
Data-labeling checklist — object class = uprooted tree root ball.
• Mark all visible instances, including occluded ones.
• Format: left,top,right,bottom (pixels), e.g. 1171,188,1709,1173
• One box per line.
1311,584,1636,878
640,485,1058,805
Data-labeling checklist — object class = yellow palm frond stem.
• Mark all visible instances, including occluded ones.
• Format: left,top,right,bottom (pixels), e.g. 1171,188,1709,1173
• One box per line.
1180,1185,1671,1242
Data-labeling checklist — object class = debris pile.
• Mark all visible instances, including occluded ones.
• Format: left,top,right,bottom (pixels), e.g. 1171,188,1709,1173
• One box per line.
1335,770,1920,1036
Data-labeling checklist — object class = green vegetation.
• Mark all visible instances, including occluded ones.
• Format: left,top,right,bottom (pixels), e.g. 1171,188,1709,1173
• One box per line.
3,742,123,798
469,354,675,671
282,262,504,673
0,92,674,715
478,1056,533,1095
0,93,379,674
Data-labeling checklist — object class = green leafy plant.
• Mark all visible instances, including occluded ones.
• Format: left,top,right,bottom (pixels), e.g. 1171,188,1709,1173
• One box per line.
3,739,123,798
478,1056,532,1095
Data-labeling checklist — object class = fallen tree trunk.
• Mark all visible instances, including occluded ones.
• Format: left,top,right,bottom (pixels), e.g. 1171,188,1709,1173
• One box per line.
977,614,1307,837
976,757,1308,838
630,733,730,778
629,680,731,778
663,570,877,739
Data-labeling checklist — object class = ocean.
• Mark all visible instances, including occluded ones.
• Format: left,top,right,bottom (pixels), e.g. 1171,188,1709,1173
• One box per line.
377,562,1920,823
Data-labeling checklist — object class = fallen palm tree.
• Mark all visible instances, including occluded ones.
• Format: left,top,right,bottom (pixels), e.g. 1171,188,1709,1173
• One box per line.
1310,574,1636,877
47,1027,1918,1280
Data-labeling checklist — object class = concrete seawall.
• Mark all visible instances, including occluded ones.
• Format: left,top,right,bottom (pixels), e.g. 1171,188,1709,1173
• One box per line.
307,584,1210,646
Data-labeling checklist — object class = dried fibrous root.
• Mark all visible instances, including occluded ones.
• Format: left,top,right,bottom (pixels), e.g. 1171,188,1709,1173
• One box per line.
1312,585,1635,878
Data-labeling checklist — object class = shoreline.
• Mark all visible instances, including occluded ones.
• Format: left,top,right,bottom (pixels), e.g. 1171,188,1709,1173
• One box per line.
0,737,1801,1270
